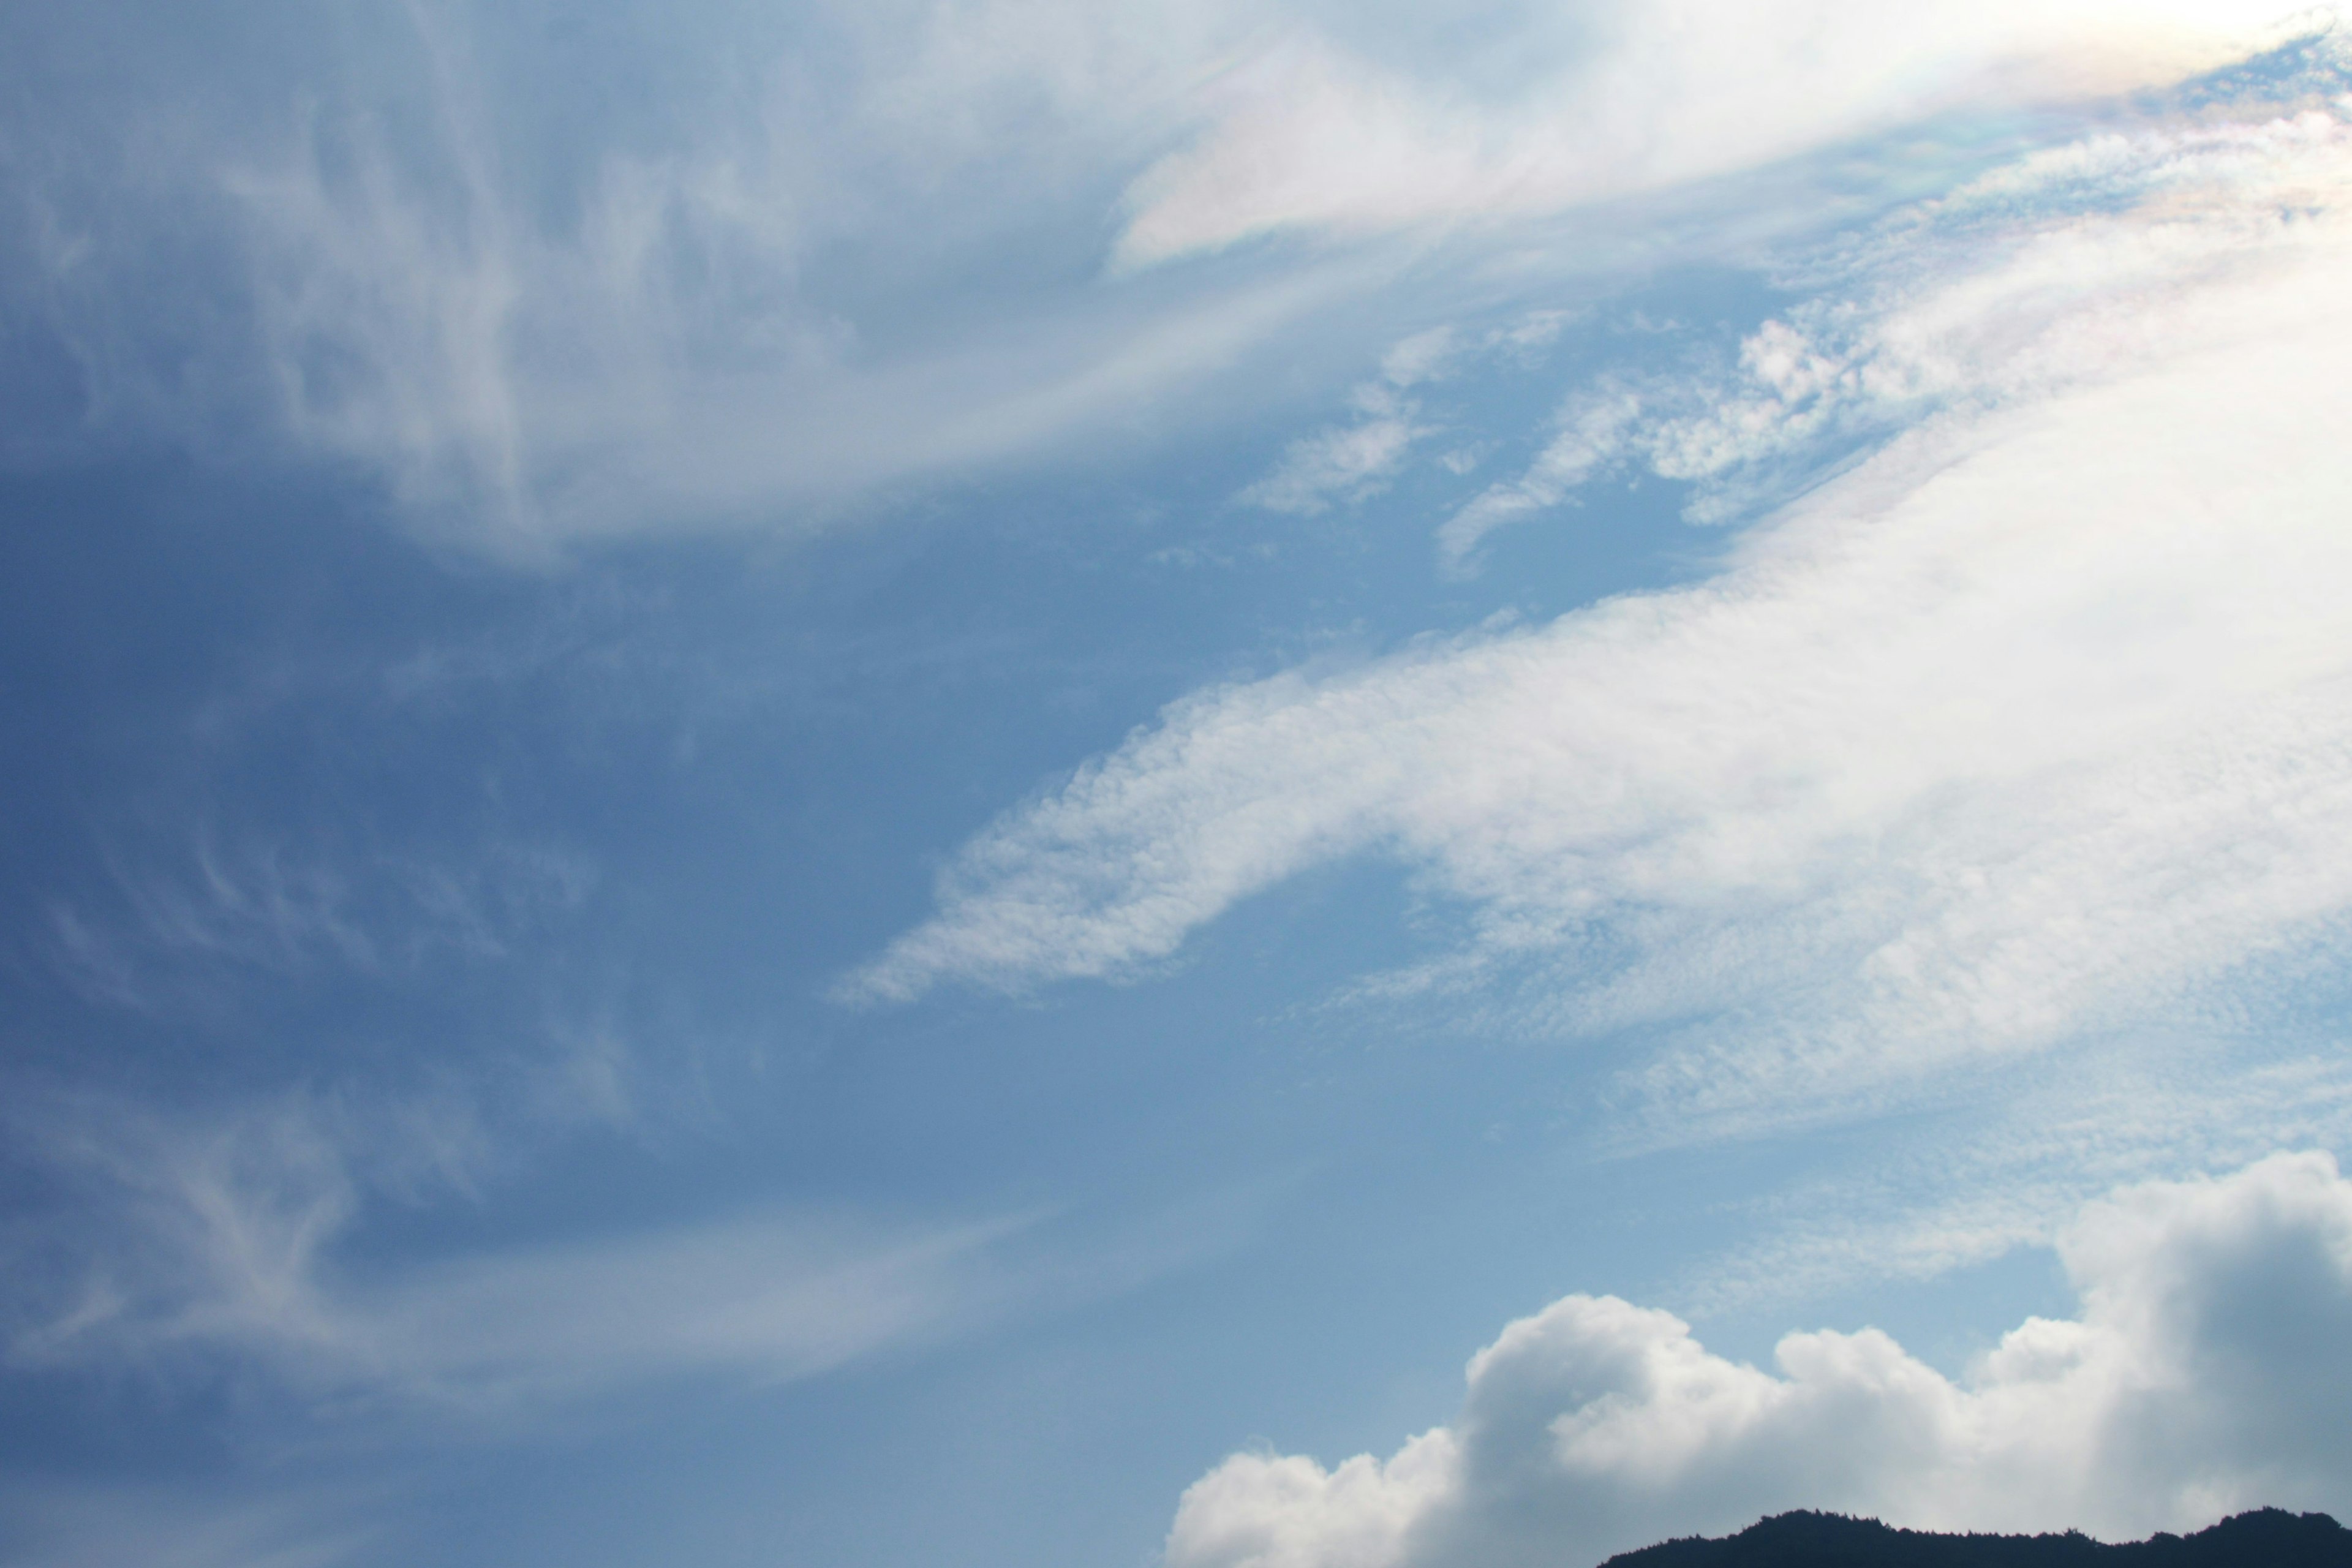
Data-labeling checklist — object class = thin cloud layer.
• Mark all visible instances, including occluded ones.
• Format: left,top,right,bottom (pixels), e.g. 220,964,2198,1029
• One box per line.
1111,0,2306,266
1,1090,1036,1414
4,2,2327,551
851,99,2352,1133
0,0,1338,550
1166,1152,2352,1568
1444,96,2352,566
1238,329,1456,515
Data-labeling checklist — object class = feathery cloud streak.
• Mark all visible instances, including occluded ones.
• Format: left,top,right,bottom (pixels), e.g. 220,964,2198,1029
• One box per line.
2,2,2327,550
1110,0,2309,265
1,1090,1039,1414
852,104,2352,1128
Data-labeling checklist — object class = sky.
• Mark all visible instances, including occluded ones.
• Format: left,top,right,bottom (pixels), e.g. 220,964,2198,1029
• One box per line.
4,3,2352,1566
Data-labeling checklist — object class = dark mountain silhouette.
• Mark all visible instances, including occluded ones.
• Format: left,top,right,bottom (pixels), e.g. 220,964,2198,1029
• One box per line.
1601,1509,2352,1568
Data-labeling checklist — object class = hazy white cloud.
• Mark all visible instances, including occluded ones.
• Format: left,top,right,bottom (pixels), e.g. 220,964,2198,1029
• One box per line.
1436,380,1640,570
0,1089,1036,1414
1445,103,2352,565
8,3,2336,552
1677,1046,2352,1313
205,67,1351,554
1241,328,1455,514
1166,1152,2352,1568
1241,416,1424,515
0,0,1354,552
1245,311,1593,519
1114,0,2324,266
851,105,2352,1135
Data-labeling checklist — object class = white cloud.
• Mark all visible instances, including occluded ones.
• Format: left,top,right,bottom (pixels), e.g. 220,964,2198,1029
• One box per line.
1676,1046,2352,1313
8,4,2336,552
1243,312,1591,519
1240,328,1456,514
1166,1152,2352,1568
0,0,1359,552
1436,381,1641,570
848,105,2352,1138
1241,416,1424,515
206,76,1354,555
0,1089,1039,1414
1113,0,2323,266
1444,104,2352,564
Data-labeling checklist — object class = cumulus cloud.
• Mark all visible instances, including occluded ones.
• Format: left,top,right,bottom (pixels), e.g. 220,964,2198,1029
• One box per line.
848,99,2352,1136
1165,1152,2352,1568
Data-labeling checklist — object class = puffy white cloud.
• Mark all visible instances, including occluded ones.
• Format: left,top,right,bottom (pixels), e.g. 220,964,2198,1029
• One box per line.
1166,1152,2352,1568
850,103,2352,1137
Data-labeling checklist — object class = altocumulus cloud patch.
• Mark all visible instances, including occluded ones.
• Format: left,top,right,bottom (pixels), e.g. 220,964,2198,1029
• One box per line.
1165,1152,2352,1568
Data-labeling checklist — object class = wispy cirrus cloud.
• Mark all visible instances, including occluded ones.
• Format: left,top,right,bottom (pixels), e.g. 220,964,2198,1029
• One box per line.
1238,329,1455,514
5,2,2330,554
43,831,597,1016
848,96,2352,1133
0,1081,1235,1420
1446,98,2352,567
0,1087,1011,1411
1110,0,2313,266
0,0,1354,552
1240,314,1581,518
1673,1045,2352,1314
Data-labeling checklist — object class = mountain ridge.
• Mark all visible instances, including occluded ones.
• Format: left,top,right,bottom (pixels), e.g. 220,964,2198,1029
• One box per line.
1600,1508,2352,1568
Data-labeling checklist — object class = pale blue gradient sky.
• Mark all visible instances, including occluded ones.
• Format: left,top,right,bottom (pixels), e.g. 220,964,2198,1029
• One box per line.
4,6,2351,1566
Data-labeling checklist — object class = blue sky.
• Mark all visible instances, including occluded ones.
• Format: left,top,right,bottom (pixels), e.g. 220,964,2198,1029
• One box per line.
6,4,2352,1566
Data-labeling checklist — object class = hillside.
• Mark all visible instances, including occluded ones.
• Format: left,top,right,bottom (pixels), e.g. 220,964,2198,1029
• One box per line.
1602,1509,2352,1568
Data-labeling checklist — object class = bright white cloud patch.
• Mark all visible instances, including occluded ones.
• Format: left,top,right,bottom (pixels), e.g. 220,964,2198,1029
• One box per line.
1112,0,2307,266
1447,102,2352,561
853,99,2352,1133
1166,1152,2352,1568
